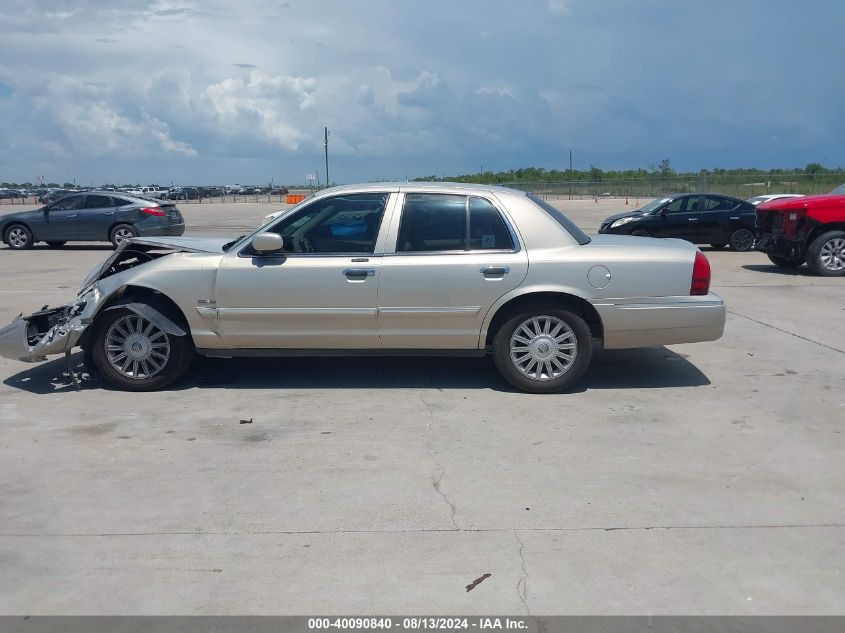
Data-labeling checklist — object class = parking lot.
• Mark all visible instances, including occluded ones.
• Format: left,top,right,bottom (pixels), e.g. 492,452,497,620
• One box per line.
0,198,843,614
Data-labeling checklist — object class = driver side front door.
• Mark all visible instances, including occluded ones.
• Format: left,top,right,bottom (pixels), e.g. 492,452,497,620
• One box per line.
213,191,396,350
39,195,83,241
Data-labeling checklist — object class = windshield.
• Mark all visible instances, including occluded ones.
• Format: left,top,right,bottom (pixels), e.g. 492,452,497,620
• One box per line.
637,197,672,214
829,183,845,195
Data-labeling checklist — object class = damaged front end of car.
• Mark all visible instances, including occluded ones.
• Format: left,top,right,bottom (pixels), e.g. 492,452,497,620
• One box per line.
0,286,104,363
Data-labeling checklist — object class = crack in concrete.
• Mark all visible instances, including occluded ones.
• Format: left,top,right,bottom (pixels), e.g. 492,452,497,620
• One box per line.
727,309,845,354
514,531,530,615
2,523,842,538
420,391,460,530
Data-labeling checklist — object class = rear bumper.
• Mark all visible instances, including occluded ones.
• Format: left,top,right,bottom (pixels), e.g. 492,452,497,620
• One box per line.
137,222,185,237
591,292,726,349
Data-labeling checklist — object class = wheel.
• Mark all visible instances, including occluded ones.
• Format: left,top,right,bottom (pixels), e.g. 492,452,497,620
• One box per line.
767,254,803,269
709,243,727,249
805,230,845,276
90,308,194,391
4,224,33,250
110,223,138,248
729,228,755,251
492,307,593,394
630,229,651,237
45,241,66,248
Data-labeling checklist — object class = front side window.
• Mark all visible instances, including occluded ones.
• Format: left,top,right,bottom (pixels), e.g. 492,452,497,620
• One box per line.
664,196,699,213
397,193,515,252
50,195,85,211
252,193,388,255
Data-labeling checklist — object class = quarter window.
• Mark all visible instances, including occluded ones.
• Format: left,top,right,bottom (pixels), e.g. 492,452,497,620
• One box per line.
397,193,515,252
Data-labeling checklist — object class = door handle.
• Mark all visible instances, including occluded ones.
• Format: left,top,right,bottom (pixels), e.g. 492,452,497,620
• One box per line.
687,218,698,222
343,268,375,278
105,212,114,216
480,266,510,277
67,214,77,218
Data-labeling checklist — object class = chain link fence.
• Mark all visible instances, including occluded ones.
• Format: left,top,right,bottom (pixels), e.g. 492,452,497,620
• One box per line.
505,173,843,200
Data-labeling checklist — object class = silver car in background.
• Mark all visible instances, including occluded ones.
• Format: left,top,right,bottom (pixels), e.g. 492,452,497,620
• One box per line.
0,183,725,393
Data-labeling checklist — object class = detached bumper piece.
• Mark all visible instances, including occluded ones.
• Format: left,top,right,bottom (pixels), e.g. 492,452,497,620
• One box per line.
0,302,91,363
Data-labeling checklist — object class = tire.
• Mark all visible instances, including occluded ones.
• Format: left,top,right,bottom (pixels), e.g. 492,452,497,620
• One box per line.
729,228,755,251
767,254,803,269
90,307,194,391
710,243,727,249
4,224,33,250
805,230,845,277
109,223,138,249
630,229,651,237
492,307,593,394
45,241,67,248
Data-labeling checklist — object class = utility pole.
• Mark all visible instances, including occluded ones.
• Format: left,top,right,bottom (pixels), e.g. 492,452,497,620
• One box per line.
324,127,330,188
569,149,573,200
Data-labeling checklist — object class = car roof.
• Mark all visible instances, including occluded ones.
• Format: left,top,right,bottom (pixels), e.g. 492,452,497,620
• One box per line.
317,181,527,196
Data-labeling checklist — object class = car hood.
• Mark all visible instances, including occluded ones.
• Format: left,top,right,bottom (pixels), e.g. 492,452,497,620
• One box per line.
602,211,644,223
0,208,42,223
757,194,845,212
126,236,231,253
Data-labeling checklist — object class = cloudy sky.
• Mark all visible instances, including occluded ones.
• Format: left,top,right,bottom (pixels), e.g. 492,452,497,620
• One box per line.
1,0,843,185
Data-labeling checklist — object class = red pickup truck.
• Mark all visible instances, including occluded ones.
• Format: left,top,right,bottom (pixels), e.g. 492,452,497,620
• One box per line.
755,183,845,276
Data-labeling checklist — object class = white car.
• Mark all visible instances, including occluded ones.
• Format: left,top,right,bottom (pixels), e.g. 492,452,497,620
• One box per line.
747,194,804,206
128,186,169,200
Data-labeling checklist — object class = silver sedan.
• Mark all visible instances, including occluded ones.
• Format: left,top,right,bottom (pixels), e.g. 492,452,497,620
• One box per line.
0,183,725,393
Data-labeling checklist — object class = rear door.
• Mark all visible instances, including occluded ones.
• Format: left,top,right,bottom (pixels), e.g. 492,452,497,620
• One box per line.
377,191,528,349
77,194,116,240
700,195,739,244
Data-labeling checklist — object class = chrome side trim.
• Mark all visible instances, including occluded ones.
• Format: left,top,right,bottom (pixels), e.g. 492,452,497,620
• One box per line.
217,307,378,316
378,306,482,316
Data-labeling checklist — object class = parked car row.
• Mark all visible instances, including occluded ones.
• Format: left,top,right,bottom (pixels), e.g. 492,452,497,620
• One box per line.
597,187,845,275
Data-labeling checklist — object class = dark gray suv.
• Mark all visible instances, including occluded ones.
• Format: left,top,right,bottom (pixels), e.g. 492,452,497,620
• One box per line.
1,191,186,250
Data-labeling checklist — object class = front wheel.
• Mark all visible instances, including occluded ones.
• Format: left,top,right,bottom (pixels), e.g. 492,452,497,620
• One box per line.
4,224,33,250
91,308,194,391
806,230,845,276
493,308,593,393
729,228,755,251
767,254,803,269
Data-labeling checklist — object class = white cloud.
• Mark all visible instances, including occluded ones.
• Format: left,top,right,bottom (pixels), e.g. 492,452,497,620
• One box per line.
547,0,572,16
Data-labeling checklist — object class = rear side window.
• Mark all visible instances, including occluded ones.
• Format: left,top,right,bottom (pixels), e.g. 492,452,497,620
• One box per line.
113,197,133,206
84,194,113,209
526,193,590,244
397,194,516,252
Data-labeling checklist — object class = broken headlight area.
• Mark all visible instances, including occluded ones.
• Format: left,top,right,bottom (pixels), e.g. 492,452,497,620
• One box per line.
80,247,168,292
0,289,101,363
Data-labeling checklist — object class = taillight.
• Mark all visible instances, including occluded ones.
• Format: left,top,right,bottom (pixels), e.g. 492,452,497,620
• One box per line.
691,251,711,296
141,206,166,216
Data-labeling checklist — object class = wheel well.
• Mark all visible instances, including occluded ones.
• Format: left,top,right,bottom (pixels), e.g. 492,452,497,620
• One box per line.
80,285,190,348
485,292,603,346
807,223,845,246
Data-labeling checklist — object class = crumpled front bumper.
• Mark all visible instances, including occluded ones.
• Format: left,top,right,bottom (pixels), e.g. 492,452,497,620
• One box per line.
0,288,102,363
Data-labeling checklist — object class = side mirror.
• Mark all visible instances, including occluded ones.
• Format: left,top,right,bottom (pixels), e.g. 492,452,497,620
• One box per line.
251,232,284,253
659,207,668,216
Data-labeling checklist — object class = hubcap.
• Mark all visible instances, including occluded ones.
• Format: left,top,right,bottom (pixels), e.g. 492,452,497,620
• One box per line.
820,237,845,271
105,315,170,380
8,228,27,247
114,228,134,244
732,229,754,250
510,315,577,382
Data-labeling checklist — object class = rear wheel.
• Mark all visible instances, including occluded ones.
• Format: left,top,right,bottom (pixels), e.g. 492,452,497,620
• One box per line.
4,224,33,250
729,228,755,251
493,307,593,393
91,308,194,391
806,230,845,276
109,223,137,248
45,240,67,248
767,254,803,269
